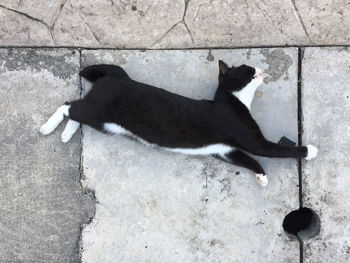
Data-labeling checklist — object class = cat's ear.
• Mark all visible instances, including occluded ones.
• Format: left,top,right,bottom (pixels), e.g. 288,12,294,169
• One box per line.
219,60,229,75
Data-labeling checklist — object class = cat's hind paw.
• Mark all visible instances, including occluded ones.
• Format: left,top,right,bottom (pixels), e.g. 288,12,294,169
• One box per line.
256,174,268,187
305,145,318,160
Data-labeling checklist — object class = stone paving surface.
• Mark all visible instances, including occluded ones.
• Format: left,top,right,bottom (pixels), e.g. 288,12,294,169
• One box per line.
80,49,300,262
302,47,350,263
0,0,350,48
0,49,95,262
1,46,349,262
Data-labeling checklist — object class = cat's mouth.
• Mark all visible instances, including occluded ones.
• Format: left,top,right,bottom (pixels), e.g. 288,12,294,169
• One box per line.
253,73,263,80
253,68,263,80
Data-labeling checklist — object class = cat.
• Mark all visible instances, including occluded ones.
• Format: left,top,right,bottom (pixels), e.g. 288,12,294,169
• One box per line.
39,60,318,187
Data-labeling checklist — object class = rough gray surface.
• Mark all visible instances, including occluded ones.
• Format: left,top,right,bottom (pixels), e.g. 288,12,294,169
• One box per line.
0,0,62,25
302,47,350,262
80,49,300,262
0,7,53,46
295,1,350,44
0,49,95,262
185,0,310,47
53,0,185,48
0,1,350,47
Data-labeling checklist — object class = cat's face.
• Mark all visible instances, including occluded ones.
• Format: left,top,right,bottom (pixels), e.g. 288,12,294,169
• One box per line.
218,60,263,93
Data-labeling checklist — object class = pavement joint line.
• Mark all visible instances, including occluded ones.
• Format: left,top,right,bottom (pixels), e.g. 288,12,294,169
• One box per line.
0,45,350,50
76,48,97,262
297,47,304,209
297,46,305,263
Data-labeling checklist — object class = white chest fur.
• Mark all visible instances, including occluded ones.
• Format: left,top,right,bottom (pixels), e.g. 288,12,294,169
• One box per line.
232,67,263,110
103,122,234,156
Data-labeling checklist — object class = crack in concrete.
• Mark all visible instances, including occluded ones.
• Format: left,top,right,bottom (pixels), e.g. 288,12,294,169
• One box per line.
289,0,314,44
49,0,68,44
86,23,102,45
0,3,48,26
193,0,214,22
0,0,68,45
152,22,181,46
183,0,194,43
152,0,194,47
183,21,194,43
0,3,55,44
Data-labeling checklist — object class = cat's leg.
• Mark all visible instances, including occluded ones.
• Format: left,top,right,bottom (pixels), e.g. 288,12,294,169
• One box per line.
217,150,268,187
61,119,80,143
39,104,70,135
241,138,318,160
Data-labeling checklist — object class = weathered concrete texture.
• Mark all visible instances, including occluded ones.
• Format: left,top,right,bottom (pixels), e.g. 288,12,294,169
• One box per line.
53,0,185,47
0,7,53,46
0,0,62,25
185,0,310,47
302,47,350,262
1,1,350,47
81,48,300,262
0,49,95,262
295,1,350,44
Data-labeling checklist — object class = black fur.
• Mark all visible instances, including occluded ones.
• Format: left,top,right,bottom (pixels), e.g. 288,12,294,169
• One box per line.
67,62,308,176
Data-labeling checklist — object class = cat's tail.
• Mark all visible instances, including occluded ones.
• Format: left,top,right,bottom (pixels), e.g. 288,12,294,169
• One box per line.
79,64,129,82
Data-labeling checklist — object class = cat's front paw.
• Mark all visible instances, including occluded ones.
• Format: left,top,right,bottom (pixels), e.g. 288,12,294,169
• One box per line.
256,174,268,187
305,145,318,160
39,122,54,135
61,132,71,143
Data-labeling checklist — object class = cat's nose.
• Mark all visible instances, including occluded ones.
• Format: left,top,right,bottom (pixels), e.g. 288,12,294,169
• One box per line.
254,68,262,77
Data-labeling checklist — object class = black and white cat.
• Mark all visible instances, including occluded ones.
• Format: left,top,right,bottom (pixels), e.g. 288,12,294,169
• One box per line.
39,61,318,187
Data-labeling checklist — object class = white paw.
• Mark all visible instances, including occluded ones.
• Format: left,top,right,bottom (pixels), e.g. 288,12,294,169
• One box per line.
305,145,318,160
61,119,80,143
256,174,268,187
39,122,54,135
61,132,71,143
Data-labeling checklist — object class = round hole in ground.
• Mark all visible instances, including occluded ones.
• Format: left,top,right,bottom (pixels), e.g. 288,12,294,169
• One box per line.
283,207,320,240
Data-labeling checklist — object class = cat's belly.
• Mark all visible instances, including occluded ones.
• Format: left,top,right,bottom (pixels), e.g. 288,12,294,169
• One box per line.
103,122,234,156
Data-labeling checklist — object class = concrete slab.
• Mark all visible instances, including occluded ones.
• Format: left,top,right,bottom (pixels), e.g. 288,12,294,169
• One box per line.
0,49,95,262
295,1,350,44
81,48,300,262
0,0,62,25
302,47,350,262
53,0,184,48
0,7,53,46
1,1,350,47
185,0,310,47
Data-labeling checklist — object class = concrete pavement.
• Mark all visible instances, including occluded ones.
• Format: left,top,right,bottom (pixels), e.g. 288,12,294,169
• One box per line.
1,47,349,262
1,1,350,48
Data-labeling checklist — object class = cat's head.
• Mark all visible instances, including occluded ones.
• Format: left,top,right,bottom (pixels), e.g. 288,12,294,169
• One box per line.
218,60,263,94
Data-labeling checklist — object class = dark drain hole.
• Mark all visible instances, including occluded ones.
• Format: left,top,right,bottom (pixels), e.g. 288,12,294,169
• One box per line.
283,207,320,240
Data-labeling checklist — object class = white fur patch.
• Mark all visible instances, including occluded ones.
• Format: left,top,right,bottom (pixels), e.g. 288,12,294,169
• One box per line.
40,105,70,135
232,68,263,110
165,144,233,156
305,144,318,160
103,123,156,147
61,119,80,143
103,122,234,155
256,173,268,187
81,77,93,97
